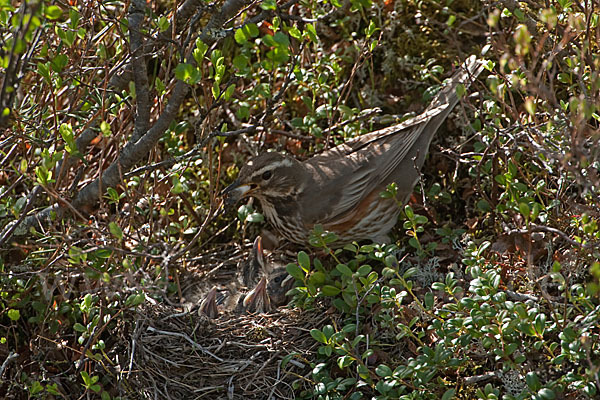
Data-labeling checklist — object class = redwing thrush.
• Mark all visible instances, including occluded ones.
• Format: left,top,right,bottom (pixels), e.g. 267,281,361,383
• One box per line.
223,56,483,245
239,236,294,313
199,237,294,317
237,269,292,313
199,287,219,318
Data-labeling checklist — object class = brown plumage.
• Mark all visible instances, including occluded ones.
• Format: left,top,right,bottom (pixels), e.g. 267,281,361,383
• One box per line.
223,56,483,245
199,237,294,317
239,236,294,313
198,287,218,318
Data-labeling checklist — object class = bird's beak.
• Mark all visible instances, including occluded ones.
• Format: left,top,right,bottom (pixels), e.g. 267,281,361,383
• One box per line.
253,236,265,270
199,287,218,319
243,276,270,313
242,236,264,287
221,179,253,206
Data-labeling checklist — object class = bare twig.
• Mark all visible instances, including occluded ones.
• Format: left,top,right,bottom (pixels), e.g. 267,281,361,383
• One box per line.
146,326,224,362
129,0,152,142
4,0,254,241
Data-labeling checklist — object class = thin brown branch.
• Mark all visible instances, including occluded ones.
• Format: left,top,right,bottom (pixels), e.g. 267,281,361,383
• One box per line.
129,0,152,142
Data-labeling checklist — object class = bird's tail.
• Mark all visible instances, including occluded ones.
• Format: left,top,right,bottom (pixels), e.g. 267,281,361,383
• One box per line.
425,54,484,115
340,55,484,155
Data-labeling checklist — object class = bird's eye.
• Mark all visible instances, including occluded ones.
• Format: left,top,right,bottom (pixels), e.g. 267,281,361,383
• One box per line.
262,170,272,180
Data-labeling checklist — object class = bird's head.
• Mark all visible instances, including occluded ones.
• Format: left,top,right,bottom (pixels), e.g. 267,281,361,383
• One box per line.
267,267,295,307
221,152,304,205
242,275,271,313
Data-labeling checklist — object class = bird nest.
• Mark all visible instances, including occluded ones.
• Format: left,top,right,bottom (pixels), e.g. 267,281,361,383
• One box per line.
122,302,328,399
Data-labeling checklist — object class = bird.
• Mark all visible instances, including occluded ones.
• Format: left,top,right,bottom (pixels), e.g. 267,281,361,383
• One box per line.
239,266,294,313
238,236,294,313
198,236,294,317
222,56,483,245
198,287,219,318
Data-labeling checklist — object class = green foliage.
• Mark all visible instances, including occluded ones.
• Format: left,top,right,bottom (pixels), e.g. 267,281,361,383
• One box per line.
1,0,599,398
283,238,599,398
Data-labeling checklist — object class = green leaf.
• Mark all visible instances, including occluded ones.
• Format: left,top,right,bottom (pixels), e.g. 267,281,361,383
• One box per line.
59,123,76,154
379,190,393,199
260,0,277,10
288,26,301,39
442,389,456,400
273,32,290,47
304,23,318,42
537,388,556,399
322,325,334,338
234,28,247,44
365,19,378,38
45,5,62,20
80,371,91,385
415,215,428,224
109,222,123,240
237,204,252,221
171,175,185,194
35,166,52,185
157,16,169,32
235,23,260,44
286,263,305,280
223,83,236,100
310,329,328,344
513,8,525,21
50,54,68,72
174,63,200,84
336,264,353,277
7,309,20,321
375,364,392,377
322,285,341,296
262,34,277,47
356,265,371,276
343,243,357,253
337,355,354,368
95,249,112,259
526,372,541,390
298,251,310,270
245,212,264,223
557,72,571,84
125,292,145,307
68,8,80,28
308,271,326,285
212,81,220,99
37,62,51,84
424,292,434,309
455,83,466,98
83,293,93,309
100,121,112,136
534,313,546,335
233,54,249,75
29,381,44,395
520,322,536,336
519,202,530,219
194,39,208,60
477,199,492,212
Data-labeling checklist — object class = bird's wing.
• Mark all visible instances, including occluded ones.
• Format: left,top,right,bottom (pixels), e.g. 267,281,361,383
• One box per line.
306,56,483,224
309,111,439,225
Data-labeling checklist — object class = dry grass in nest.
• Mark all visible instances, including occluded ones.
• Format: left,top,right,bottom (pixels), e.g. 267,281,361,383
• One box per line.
120,301,332,399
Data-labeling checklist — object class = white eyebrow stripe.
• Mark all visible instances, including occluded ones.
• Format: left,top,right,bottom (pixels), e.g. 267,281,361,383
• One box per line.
250,159,293,178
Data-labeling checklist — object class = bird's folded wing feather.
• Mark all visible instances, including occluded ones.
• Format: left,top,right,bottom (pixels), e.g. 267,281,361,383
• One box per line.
307,56,484,225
